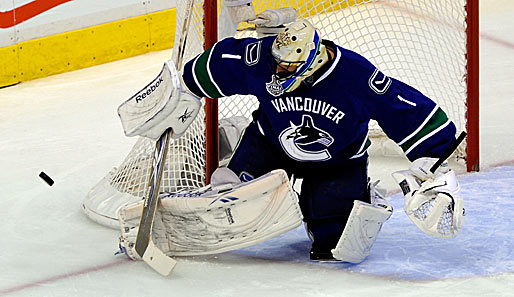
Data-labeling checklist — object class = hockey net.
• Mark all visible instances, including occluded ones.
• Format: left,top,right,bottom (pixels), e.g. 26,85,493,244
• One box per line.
83,0,478,227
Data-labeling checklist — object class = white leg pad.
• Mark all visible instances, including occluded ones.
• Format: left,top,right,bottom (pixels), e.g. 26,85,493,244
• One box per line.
331,196,393,263
118,169,303,257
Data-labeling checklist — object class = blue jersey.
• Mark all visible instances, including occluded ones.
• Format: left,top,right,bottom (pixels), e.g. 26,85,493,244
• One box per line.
183,36,457,166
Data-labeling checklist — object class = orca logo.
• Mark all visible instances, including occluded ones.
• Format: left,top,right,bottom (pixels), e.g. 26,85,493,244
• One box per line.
279,115,334,161
368,69,391,95
245,41,262,66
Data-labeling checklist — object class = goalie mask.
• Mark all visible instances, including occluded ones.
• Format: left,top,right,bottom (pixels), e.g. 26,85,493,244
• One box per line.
271,19,329,92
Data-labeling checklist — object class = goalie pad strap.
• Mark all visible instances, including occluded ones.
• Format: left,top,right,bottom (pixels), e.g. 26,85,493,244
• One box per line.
331,198,392,263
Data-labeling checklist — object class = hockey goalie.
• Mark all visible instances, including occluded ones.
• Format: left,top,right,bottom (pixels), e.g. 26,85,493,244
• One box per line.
85,3,466,275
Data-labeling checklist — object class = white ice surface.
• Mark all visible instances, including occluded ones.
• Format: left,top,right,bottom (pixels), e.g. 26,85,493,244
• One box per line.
1,1,514,296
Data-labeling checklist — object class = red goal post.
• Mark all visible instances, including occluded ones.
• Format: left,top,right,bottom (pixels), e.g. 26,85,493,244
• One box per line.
465,0,479,172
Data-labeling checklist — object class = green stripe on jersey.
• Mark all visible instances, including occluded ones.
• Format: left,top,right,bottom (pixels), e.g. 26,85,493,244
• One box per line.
364,138,372,152
194,46,223,98
357,138,372,155
400,107,448,152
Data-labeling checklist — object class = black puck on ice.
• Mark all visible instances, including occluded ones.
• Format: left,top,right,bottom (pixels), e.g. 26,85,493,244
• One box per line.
39,171,54,186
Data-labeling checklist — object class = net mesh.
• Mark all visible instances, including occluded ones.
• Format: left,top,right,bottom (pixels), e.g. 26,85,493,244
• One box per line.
87,0,469,200
413,199,459,237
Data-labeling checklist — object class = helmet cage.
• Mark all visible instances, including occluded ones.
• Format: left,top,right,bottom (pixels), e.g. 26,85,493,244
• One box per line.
273,29,321,92
272,57,306,80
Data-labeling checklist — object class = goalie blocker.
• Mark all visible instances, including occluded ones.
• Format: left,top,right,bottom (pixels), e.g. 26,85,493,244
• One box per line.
117,60,201,141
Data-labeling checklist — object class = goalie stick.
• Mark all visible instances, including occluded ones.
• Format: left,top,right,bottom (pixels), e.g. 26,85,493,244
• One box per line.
134,128,175,275
133,0,195,276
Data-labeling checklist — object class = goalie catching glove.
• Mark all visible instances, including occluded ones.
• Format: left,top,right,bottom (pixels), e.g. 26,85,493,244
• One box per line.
117,168,303,259
117,60,201,140
392,157,465,238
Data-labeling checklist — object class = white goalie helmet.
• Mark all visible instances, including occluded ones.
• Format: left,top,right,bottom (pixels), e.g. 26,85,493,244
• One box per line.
271,19,329,92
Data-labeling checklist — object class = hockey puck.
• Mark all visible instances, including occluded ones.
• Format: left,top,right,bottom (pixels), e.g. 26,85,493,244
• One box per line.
39,171,54,186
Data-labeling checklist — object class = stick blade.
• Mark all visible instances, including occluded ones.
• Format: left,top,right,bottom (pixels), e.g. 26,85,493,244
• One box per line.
142,241,177,276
